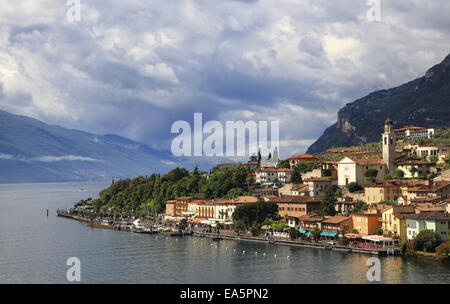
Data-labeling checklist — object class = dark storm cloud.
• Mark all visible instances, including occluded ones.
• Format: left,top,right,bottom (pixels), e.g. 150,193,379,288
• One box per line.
0,0,450,158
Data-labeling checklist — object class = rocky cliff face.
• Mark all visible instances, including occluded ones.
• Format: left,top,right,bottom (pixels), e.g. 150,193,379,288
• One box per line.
307,53,450,153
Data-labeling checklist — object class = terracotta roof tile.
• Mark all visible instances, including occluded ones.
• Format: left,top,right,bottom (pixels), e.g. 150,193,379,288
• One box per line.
322,216,351,224
288,154,318,160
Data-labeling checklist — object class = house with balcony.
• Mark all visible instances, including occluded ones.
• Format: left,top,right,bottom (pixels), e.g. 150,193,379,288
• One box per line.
364,181,402,204
270,195,322,219
405,211,450,241
351,212,382,235
321,216,353,238
298,214,325,231
380,205,415,242
255,167,292,186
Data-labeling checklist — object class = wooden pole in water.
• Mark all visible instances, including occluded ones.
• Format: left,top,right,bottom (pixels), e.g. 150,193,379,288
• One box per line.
46,209,49,217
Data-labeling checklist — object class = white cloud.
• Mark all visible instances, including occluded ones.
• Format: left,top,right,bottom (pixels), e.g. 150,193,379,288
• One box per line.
0,154,102,162
0,153,13,160
140,63,180,85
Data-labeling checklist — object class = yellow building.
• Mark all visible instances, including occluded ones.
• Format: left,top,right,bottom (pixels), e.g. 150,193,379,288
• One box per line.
351,213,381,235
380,206,415,242
364,182,402,204
187,199,205,217
198,202,216,219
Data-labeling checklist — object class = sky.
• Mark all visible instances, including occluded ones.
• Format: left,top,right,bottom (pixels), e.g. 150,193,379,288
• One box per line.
1,0,450,160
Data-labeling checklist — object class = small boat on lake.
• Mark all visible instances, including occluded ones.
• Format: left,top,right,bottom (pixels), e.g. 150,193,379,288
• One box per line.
88,220,114,229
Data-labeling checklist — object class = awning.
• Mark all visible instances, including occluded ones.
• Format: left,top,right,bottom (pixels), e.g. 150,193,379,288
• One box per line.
306,231,312,236
320,231,337,237
298,229,307,234
362,235,394,242
345,233,364,239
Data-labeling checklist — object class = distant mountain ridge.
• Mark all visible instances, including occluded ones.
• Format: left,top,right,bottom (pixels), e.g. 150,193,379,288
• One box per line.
0,110,177,183
307,52,450,153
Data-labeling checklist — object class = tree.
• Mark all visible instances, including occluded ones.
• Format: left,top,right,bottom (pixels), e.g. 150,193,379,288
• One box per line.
379,200,396,206
339,231,350,245
178,218,188,232
364,169,378,182
232,222,245,235
351,201,368,214
429,155,438,164
295,161,317,173
323,169,332,177
291,164,303,184
375,226,384,236
93,199,102,213
321,185,338,216
383,174,392,180
311,228,321,243
250,224,262,236
288,227,300,240
410,166,418,177
395,169,405,178
226,187,244,199
435,241,450,259
232,201,278,231
249,155,258,162
347,182,363,193
277,159,290,169
414,229,442,253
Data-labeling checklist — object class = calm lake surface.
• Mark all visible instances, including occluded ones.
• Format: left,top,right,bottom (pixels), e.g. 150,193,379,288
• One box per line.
0,182,449,284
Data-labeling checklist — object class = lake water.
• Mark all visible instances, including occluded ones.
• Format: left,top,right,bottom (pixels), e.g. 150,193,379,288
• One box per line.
0,182,449,284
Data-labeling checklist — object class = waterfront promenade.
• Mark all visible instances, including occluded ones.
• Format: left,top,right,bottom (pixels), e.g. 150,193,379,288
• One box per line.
57,210,399,257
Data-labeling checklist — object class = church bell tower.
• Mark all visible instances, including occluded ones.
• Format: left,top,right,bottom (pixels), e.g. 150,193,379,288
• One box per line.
382,116,395,174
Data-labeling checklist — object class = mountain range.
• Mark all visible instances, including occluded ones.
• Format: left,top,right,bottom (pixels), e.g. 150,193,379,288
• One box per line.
307,52,450,153
0,110,181,183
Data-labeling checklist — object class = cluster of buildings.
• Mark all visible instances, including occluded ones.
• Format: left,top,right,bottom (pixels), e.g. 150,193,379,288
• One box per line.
165,119,450,245
393,125,444,141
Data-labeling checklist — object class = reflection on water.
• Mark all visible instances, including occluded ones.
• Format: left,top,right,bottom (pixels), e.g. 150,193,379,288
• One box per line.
0,182,449,284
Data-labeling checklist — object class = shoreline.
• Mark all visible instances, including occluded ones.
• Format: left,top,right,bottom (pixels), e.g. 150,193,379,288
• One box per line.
192,231,398,257
57,212,400,257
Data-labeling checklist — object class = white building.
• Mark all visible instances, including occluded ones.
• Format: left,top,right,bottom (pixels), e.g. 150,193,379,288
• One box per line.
338,157,387,187
382,117,396,174
338,117,394,187
416,146,442,159
214,202,237,222
255,167,292,186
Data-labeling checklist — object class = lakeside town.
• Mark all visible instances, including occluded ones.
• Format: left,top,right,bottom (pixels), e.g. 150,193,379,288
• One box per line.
60,118,450,259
